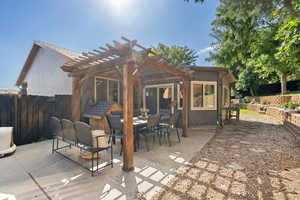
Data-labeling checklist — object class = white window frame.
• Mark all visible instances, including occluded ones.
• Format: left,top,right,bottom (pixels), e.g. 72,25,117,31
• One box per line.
191,81,217,111
94,77,120,103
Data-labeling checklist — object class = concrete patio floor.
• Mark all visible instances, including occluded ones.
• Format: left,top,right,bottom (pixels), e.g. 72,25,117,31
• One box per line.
0,129,215,200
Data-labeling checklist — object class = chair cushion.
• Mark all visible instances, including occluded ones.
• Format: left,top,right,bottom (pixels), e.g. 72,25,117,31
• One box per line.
92,130,109,148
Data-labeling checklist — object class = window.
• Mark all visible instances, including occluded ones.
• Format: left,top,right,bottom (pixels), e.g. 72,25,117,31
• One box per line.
95,77,119,103
191,81,217,110
108,80,119,102
223,86,229,106
177,83,183,109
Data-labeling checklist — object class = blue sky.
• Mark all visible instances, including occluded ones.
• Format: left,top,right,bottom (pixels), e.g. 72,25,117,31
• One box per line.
0,0,219,89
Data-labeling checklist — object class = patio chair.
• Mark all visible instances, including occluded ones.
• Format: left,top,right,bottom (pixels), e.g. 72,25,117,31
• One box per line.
61,119,77,146
139,114,161,151
106,114,125,156
50,116,64,153
74,121,113,176
160,111,181,146
111,111,123,118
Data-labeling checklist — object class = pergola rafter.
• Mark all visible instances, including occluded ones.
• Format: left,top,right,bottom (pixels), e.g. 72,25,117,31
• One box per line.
61,37,192,171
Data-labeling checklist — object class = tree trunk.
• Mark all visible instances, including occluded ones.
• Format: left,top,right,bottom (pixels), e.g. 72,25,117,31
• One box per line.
250,88,255,97
279,72,287,95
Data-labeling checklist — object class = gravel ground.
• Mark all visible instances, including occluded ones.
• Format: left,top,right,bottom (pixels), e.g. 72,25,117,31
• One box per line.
151,114,300,200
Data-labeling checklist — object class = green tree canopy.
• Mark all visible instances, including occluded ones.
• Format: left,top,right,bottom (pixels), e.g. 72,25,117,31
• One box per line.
200,0,300,95
152,44,199,66
275,4,300,68
186,0,300,17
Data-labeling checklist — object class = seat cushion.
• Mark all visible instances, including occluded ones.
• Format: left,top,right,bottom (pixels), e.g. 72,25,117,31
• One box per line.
92,130,109,148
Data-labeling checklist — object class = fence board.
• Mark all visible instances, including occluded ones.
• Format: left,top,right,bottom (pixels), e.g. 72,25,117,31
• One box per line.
0,94,72,145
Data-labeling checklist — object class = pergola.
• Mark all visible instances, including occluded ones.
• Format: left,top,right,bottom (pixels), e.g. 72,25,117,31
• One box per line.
61,37,194,171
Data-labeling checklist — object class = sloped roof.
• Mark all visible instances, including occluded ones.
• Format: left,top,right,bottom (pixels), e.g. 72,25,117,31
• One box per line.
185,66,236,82
34,41,82,60
16,41,81,86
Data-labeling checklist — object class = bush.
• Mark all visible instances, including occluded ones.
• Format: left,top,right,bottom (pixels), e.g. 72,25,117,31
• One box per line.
261,100,269,105
240,97,250,104
281,101,299,110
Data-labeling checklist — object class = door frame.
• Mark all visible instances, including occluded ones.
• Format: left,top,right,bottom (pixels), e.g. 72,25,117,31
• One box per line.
143,83,175,114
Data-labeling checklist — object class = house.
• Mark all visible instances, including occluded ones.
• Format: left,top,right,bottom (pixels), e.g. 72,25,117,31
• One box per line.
15,41,81,96
16,40,235,128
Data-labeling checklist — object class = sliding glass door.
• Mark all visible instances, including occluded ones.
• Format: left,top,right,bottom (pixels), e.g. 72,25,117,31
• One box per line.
144,84,173,115
145,88,157,114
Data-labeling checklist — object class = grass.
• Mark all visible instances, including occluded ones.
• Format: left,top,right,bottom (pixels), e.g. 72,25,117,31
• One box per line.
240,109,261,116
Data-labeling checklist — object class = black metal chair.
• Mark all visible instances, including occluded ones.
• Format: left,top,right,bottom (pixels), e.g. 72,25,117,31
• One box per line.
50,116,64,153
61,119,77,146
160,111,181,146
111,111,123,118
73,121,113,176
139,114,161,151
106,114,125,156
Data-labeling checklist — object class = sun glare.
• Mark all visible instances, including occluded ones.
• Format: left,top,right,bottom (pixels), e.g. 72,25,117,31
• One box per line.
110,0,127,7
109,0,129,10
107,0,131,16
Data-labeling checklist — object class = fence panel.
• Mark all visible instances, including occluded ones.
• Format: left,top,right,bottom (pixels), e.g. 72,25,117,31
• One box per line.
0,94,72,145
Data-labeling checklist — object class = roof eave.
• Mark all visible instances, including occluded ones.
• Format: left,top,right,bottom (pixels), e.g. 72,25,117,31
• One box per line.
15,44,40,86
15,42,76,86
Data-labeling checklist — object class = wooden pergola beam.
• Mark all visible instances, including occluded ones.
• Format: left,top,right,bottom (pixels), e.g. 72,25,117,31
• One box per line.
69,56,130,77
122,62,134,171
143,56,190,81
142,77,181,85
71,77,82,121
182,80,190,137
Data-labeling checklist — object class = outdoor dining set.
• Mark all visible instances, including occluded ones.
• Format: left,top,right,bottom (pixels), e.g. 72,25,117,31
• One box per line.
50,111,182,176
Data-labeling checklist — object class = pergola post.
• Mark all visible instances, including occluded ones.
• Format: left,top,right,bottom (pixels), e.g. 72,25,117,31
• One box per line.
182,80,190,137
122,62,134,171
72,77,81,121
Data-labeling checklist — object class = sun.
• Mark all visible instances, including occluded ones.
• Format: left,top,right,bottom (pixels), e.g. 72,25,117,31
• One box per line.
106,0,131,16
109,0,129,9
110,0,127,6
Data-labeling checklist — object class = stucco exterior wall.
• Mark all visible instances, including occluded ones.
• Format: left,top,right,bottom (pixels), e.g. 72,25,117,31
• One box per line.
24,48,72,96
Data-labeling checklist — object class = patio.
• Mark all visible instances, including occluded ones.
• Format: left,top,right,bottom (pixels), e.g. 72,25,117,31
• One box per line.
0,129,215,200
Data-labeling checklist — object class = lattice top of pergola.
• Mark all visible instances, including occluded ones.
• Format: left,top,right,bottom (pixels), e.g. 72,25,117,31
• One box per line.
61,37,194,82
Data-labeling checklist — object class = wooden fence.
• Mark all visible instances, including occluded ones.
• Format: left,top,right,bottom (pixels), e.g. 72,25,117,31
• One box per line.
0,94,71,145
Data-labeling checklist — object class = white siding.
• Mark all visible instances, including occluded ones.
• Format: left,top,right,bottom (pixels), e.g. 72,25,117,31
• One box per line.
24,47,72,96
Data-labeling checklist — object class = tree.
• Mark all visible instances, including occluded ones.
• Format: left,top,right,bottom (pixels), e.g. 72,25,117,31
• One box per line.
152,44,198,66
185,0,300,17
248,4,300,94
249,25,295,94
275,3,300,68
205,0,266,96
235,66,261,96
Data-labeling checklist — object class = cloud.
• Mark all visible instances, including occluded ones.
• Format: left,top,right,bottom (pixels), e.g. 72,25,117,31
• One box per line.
198,46,215,55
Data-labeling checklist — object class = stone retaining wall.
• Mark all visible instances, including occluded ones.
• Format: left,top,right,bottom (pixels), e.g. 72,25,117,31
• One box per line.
239,103,300,138
247,95,300,106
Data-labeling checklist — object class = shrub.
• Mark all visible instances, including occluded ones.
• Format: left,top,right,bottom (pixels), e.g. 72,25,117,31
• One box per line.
281,101,299,109
240,97,250,104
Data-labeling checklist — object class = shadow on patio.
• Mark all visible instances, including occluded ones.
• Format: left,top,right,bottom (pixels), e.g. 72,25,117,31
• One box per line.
151,115,300,200
0,129,215,200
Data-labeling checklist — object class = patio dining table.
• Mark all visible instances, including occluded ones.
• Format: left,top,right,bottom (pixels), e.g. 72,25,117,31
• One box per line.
121,117,148,152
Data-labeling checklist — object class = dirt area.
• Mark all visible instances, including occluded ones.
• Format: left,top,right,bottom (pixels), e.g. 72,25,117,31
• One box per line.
151,114,300,200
